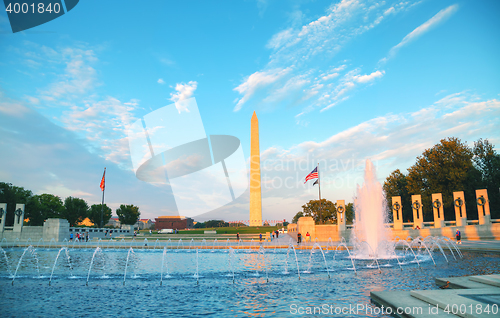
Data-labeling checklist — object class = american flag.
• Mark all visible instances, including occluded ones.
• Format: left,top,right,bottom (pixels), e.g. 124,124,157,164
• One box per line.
100,168,106,191
304,167,318,184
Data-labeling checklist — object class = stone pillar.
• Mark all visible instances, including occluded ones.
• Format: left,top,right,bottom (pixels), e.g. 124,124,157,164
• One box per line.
453,191,467,227
336,200,346,232
13,204,25,232
43,218,70,242
411,195,424,229
249,111,262,226
297,216,315,242
476,189,491,225
431,193,445,228
391,196,403,230
0,203,6,233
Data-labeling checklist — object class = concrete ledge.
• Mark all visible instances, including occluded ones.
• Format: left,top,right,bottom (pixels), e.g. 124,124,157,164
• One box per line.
371,290,451,317
435,277,491,289
469,275,500,288
410,288,500,318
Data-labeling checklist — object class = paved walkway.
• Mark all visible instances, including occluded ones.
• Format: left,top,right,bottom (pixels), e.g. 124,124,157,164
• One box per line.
370,241,500,318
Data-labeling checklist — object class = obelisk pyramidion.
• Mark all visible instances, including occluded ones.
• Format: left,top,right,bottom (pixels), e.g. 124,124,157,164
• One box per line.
250,111,263,226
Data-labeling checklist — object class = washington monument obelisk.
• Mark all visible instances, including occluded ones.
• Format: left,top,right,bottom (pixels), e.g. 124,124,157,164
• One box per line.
250,111,262,226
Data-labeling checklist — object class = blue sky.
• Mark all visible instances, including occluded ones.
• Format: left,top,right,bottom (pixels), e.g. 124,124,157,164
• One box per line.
0,0,499,223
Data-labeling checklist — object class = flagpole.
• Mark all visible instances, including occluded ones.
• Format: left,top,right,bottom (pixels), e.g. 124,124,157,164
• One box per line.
101,167,106,228
317,163,323,224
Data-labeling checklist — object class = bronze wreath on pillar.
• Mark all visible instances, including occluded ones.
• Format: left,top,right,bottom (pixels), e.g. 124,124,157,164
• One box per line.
412,201,421,210
454,198,463,207
477,196,486,206
433,199,442,209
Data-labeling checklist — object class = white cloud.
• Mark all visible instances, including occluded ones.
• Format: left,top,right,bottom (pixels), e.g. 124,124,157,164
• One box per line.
61,97,140,169
40,48,98,100
0,92,30,117
233,68,291,111
157,78,165,84
353,70,385,83
256,93,500,219
381,4,459,62
169,81,198,112
266,28,294,50
234,0,418,114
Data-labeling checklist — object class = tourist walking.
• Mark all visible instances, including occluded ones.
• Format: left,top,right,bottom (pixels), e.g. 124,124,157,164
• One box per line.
259,233,262,241
297,232,302,244
70,232,73,241
456,229,462,244
236,233,240,241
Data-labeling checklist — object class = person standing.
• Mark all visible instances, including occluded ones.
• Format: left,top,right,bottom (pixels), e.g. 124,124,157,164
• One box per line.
297,232,302,244
306,232,311,242
236,233,240,241
259,233,262,241
70,232,73,241
456,229,462,245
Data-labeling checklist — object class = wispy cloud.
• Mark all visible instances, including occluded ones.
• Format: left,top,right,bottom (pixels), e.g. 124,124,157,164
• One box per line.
233,0,417,114
256,93,500,216
157,78,165,84
9,43,141,170
169,81,198,112
380,4,459,63
61,97,140,168
233,68,291,111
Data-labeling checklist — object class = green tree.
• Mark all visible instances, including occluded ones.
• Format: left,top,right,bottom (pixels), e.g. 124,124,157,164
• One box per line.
383,169,412,222
300,199,336,224
0,182,33,226
62,197,89,227
88,204,112,227
194,222,206,228
28,193,65,225
473,139,500,218
406,137,477,221
292,211,304,224
116,204,141,225
205,220,228,228
345,202,355,224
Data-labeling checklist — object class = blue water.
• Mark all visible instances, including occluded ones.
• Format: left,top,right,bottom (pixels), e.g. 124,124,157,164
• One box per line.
0,247,499,317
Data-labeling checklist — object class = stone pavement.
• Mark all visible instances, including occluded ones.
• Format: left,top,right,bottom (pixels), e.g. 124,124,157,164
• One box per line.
371,274,500,317
370,241,500,317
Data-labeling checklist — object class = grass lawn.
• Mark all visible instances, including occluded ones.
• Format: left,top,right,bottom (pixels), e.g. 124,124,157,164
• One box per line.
153,226,284,235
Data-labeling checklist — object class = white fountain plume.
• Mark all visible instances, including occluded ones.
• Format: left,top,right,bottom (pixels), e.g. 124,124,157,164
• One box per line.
353,159,391,258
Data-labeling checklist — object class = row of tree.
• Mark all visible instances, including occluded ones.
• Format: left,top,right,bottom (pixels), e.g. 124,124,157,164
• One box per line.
194,220,230,228
383,138,500,222
291,138,499,225
292,199,354,224
0,182,141,227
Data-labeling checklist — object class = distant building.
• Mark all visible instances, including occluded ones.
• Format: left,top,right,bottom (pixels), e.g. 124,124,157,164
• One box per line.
155,216,194,230
135,218,154,230
106,217,121,228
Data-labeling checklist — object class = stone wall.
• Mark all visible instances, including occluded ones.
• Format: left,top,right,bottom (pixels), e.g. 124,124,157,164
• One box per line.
0,226,43,241
288,216,500,242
